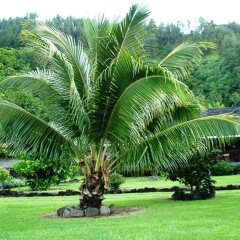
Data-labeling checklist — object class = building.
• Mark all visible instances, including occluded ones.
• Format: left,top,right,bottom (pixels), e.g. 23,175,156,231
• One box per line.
207,107,240,162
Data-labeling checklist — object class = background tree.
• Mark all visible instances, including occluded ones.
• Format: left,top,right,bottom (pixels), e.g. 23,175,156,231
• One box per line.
0,13,37,48
1,14,240,107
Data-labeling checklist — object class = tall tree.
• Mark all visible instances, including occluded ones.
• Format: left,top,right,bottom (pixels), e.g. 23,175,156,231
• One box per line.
0,14,37,48
0,5,239,210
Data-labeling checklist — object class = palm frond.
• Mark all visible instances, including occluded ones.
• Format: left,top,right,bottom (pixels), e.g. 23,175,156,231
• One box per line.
34,23,90,98
119,116,240,174
112,4,149,56
144,103,203,136
0,70,88,139
159,42,216,80
104,75,195,144
0,99,78,162
96,4,149,74
84,17,111,54
87,5,149,142
0,69,68,100
48,50,90,131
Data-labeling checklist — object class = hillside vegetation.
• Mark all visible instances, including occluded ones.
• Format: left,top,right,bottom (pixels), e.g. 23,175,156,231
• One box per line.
0,15,240,108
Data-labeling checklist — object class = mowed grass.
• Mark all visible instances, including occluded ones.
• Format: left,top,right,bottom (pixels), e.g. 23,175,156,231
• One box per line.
122,175,240,189
13,174,240,192
51,174,240,190
1,190,240,240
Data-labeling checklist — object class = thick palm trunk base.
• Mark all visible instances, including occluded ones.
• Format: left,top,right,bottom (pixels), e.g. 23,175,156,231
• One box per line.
79,171,105,209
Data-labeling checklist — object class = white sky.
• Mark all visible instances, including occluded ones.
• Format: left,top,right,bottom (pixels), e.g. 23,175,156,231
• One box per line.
1,0,240,25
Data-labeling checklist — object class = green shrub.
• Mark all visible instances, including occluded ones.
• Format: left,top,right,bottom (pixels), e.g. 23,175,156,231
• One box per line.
0,167,10,182
13,160,53,190
109,172,125,190
233,164,240,174
13,159,81,191
212,160,234,176
66,162,82,180
0,145,11,158
165,151,220,200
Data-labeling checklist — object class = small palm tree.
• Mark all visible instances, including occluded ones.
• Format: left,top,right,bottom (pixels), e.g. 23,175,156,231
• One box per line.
0,5,239,209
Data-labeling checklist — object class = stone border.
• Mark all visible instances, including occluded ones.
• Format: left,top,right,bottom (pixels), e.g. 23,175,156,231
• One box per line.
1,185,240,197
43,207,144,219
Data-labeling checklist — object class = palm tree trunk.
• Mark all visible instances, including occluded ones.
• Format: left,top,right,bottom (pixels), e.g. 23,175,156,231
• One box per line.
79,170,105,209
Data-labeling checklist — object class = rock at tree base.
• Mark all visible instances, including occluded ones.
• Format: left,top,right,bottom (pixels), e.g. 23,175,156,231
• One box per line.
100,206,110,215
71,209,84,217
57,204,116,217
109,204,116,214
57,206,76,217
84,207,100,217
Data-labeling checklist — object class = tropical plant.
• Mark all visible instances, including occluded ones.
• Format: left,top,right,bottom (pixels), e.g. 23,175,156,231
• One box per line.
0,5,240,210
212,160,235,176
13,158,78,191
109,172,125,190
0,167,10,182
166,151,219,200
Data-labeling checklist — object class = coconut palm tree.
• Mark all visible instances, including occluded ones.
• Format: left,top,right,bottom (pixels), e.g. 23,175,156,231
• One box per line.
0,5,239,209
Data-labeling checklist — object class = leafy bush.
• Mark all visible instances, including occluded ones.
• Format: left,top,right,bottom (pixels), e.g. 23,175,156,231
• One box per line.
0,145,11,159
13,160,52,190
165,151,220,200
65,162,82,180
13,159,80,191
109,172,125,190
212,160,234,176
233,164,240,174
0,167,11,182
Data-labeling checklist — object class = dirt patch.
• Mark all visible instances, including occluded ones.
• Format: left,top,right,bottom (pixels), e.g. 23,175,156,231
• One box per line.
43,207,144,219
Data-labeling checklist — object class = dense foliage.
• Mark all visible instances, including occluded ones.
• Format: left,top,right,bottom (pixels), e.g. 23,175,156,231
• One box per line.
0,13,37,48
166,151,220,200
212,160,235,176
109,172,125,190
13,159,80,191
0,14,240,107
0,167,10,182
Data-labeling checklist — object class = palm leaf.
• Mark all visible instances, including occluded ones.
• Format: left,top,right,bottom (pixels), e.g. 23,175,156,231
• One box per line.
0,99,77,162
95,4,149,74
104,75,195,144
85,5,149,142
0,70,82,137
34,23,90,98
144,103,203,137
84,17,111,55
120,116,240,174
0,69,68,101
159,42,216,80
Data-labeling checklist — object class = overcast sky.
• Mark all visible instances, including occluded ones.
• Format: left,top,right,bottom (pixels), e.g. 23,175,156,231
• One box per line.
1,0,240,25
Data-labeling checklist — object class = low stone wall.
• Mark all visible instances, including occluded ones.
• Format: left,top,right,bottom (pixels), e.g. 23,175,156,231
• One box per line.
1,185,240,197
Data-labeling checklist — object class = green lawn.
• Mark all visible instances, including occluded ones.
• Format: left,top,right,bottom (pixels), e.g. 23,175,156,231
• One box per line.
122,175,240,189
1,190,240,240
13,174,240,192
